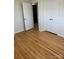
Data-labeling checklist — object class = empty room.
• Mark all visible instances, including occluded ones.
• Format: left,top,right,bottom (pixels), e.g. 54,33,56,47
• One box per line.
14,0,64,59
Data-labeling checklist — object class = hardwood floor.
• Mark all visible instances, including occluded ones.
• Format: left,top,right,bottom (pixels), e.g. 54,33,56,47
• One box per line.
14,28,64,59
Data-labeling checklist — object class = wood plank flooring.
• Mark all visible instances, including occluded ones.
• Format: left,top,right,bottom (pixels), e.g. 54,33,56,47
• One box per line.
14,28,64,59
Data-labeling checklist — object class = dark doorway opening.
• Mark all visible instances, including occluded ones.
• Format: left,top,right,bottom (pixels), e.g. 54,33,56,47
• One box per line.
32,4,38,29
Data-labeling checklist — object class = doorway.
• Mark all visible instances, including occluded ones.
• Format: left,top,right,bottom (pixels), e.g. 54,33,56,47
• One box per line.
32,3,38,30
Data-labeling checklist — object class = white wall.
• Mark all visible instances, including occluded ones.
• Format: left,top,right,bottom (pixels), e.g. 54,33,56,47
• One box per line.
32,0,38,5
14,0,64,37
14,0,24,33
38,0,47,31
38,0,64,37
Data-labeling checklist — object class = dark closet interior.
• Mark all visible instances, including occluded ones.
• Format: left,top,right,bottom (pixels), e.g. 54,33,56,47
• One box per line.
32,4,38,26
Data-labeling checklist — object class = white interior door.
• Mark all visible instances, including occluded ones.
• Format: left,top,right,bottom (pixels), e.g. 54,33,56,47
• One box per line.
23,2,34,31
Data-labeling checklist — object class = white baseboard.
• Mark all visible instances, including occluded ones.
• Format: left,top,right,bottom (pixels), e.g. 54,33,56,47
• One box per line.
58,34,64,37
14,30,24,34
43,30,64,38
39,28,46,32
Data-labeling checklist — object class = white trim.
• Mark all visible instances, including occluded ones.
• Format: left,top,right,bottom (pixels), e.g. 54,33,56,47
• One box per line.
14,30,24,34
43,29,64,38
58,34,64,37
